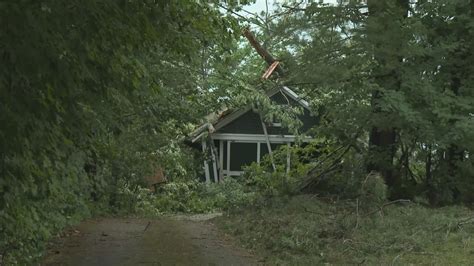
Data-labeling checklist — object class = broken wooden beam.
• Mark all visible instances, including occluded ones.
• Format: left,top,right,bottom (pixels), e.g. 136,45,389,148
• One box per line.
242,28,285,76
262,61,280,80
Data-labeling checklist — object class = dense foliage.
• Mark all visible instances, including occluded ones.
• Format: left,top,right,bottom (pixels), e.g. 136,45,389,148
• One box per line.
236,0,474,203
0,1,240,263
114,179,257,216
1,0,474,264
219,1,474,263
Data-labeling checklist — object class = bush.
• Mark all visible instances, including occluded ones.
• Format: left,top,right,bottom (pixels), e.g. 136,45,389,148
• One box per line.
112,179,257,216
243,144,313,197
359,171,388,208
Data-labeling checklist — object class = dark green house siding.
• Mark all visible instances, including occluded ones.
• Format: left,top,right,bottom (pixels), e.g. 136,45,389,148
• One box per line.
219,91,318,135
219,110,264,134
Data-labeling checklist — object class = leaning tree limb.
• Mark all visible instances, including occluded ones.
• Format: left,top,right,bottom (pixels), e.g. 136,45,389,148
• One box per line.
299,144,353,192
242,28,285,76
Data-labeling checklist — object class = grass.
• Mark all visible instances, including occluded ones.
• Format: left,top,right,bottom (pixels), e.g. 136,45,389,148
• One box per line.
215,195,474,265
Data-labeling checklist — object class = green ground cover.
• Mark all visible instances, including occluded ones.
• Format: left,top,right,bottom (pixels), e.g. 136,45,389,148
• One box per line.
216,195,474,265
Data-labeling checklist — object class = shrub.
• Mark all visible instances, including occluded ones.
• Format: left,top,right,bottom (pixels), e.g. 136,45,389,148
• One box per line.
112,178,257,216
243,144,313,197
359,171,388,208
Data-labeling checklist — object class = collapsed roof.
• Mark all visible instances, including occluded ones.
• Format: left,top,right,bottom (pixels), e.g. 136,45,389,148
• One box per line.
189,86,310,143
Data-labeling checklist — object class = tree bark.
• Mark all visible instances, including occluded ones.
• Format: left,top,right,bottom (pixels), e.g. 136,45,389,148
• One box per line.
366,0,409,191
425,145,436,205
242,28,285,76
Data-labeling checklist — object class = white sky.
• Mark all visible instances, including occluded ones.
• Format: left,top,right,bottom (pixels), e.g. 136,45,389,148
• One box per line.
245,0,339,14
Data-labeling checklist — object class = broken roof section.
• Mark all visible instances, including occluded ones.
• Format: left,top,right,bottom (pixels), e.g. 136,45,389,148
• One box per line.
190,86,310,143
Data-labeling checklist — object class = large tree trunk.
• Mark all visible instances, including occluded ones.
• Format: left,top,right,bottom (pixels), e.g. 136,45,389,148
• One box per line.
366,0,409,192
436,0,473,201
445,75,464,179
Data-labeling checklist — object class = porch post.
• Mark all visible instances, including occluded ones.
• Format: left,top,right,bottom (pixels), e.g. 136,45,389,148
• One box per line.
257,142,261,164
219,140,224,181
202,139,210,183
259,114,276,171
210,140,219,183
226,141,231,177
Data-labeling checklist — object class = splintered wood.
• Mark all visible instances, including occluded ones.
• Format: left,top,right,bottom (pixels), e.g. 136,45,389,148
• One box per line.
262,61,280,80
242,28,285,77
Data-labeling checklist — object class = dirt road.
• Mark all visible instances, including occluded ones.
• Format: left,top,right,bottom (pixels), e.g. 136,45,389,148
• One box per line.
43,215,259,266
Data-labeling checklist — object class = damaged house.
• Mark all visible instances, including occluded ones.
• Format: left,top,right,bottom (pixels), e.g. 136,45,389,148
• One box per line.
189,86,318,182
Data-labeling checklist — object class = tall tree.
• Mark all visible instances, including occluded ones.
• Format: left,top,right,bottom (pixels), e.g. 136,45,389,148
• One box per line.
0,1,238,263
239,0,474,201
365,0,409,192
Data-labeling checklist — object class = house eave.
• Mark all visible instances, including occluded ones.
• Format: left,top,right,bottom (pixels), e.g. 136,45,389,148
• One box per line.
188,86,311,144
211,133,313,143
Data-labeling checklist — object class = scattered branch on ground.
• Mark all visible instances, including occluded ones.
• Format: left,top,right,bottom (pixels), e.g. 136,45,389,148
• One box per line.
364,199,412,217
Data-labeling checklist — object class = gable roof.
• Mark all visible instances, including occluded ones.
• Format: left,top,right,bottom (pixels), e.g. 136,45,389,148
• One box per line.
189,86,310,143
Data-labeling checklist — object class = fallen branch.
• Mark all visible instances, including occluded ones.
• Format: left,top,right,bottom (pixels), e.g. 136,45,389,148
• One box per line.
303,206,323,215
299,145,352,192
434,216,474,232
365,199,412,217
457,216,474,226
